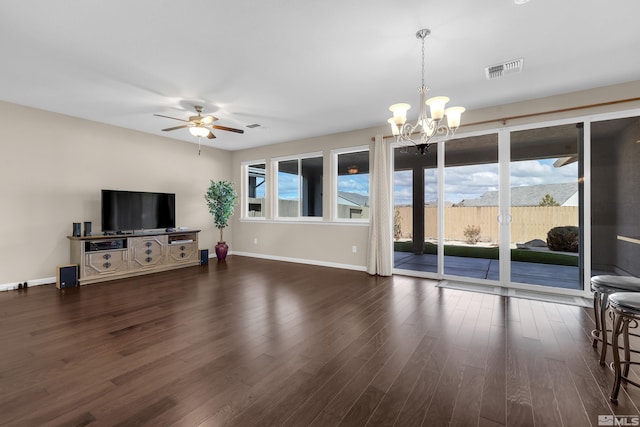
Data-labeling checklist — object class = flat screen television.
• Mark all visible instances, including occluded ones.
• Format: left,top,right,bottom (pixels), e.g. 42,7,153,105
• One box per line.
101,190,175,233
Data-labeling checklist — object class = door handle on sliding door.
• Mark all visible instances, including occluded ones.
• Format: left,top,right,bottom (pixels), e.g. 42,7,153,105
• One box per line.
497,213,513,224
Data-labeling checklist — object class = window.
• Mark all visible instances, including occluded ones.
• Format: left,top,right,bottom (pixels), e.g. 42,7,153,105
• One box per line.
334,148,370,220
243,161,266,218
275,153,323,218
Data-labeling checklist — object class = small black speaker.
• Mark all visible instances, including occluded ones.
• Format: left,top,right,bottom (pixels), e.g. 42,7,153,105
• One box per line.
56,265,78,289
200,249,209,265
83,221,92,236
72,222,81,237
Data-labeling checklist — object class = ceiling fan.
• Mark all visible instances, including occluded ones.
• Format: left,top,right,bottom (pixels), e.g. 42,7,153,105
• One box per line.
154,105,244,140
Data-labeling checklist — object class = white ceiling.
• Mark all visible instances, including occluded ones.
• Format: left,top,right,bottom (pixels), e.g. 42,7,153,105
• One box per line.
1,1,639,151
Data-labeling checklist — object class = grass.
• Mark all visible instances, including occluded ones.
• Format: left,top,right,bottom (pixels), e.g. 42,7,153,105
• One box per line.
394,241,579,267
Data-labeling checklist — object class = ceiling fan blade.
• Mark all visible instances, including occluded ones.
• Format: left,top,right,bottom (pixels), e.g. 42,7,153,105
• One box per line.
207,131,216,139
211,124,244,134
201,115,218,124
161,125,190,131
154,114,190,123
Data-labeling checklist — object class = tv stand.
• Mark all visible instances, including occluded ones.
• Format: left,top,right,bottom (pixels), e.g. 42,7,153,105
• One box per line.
68,229,201,285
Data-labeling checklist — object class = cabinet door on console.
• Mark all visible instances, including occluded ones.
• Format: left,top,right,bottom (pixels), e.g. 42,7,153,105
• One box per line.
84,250,128,278
169,242,198,263
130,236,168,269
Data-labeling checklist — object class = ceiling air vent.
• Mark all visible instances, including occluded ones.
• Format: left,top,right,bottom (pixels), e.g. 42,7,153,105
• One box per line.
485,57,524,80
246,123,261,128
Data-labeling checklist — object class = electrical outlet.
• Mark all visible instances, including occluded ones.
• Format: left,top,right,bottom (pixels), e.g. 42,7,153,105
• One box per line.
253,238,258,245
352,245,357,253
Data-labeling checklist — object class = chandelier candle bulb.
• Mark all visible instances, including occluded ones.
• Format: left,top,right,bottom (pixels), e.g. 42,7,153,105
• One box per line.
445,106,465,129
389,103,410,125
388,118,400,135
425,96,450,121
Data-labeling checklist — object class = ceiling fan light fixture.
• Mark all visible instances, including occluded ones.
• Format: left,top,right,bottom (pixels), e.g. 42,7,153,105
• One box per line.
189,126,209,138
154,106,244,156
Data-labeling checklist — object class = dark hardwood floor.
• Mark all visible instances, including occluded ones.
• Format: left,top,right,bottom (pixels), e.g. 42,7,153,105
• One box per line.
1,256,639,426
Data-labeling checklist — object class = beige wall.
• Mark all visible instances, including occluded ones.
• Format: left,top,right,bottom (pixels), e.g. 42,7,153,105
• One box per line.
0,101,231,287
459,80,640,133
230,126,376,269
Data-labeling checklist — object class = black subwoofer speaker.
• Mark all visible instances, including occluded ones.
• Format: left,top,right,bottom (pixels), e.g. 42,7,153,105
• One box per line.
56,264,78,289
83,221,92,236
200,249,209,265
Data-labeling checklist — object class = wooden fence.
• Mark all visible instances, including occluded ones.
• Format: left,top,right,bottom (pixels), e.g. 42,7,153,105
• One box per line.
395,206,578,244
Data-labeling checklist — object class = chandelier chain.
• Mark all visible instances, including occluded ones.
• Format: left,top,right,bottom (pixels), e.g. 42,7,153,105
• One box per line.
421,34,425,89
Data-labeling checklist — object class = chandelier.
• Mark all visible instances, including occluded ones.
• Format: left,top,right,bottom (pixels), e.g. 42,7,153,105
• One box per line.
388,29,465,155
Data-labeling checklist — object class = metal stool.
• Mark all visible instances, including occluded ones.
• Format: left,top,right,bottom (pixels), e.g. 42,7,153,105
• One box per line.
591,275,640,365
609,292,640,403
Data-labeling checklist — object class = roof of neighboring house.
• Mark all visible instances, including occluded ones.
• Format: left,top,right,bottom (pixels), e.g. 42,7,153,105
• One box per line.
460,182,578,207
425,201,454,208
338,191,369,207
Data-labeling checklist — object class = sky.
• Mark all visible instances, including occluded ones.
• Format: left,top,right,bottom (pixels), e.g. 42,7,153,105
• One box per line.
277,171,370,200
275,157,578,206
254,176,266,198
277,172,298,200
337,174,370,195
394,158,578,205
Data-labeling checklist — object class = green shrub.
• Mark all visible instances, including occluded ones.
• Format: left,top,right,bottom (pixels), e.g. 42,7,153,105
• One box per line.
547,225,579,252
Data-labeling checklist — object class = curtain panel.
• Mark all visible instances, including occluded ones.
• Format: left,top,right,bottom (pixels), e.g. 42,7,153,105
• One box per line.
366,135,393,276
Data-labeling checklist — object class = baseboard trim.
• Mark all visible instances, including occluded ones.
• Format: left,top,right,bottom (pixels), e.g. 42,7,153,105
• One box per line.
0,277,56,292
0,252,367,291
230,251,367,272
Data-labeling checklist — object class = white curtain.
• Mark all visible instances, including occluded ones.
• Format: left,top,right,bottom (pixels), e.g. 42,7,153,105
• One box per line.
367,134,393,276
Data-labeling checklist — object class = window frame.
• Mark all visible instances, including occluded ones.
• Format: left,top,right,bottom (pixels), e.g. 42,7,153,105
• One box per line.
241,159,267,220
332,145,371,223
272,151,324,221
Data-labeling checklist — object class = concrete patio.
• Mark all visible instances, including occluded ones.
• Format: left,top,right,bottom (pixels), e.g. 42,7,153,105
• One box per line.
394,251,588,290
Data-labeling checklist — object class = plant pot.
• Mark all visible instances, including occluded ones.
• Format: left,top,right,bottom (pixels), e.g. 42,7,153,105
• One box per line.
215,241,229,260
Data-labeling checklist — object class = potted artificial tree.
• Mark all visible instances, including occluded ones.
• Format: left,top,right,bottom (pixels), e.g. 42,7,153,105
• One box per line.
204,180,238,260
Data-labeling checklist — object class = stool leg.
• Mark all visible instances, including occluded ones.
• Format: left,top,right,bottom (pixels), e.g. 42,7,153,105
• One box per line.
593,290,601,348
623,317,631,378
610,312,625,403
599,293,610,365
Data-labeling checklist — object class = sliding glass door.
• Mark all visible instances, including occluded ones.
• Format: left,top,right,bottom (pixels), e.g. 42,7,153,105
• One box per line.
392,133,501,281
508,123,582,290
392,121,590,294
443,134,499,281
393,146,439,273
